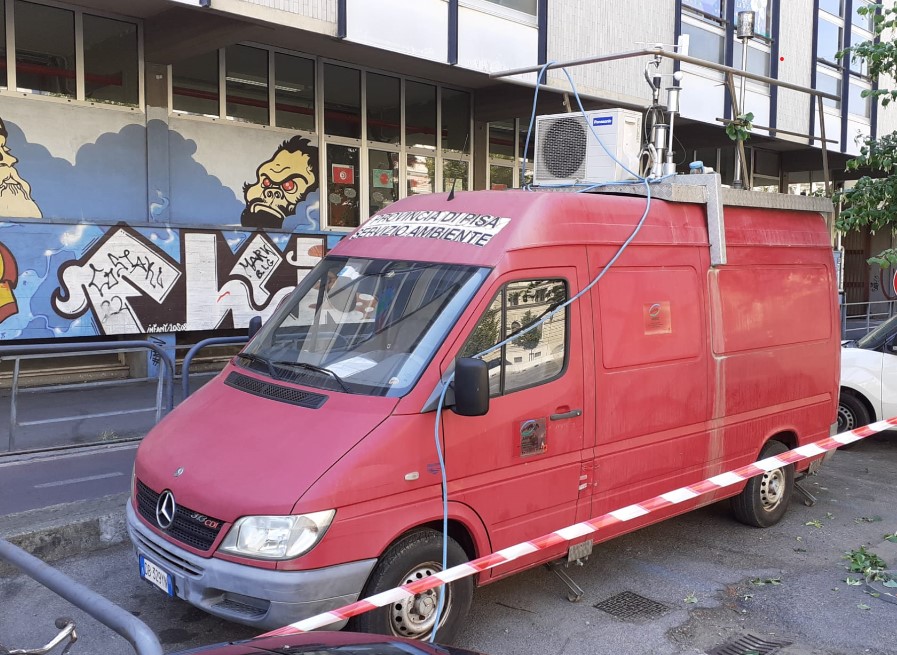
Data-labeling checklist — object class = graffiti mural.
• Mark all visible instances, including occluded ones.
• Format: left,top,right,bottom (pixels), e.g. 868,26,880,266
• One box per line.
0,117,42,219
241,137,318,229
51,225,326,335
0,103,336,342
0,241,18,322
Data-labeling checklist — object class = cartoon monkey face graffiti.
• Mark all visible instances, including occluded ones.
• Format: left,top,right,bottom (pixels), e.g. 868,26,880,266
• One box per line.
241,137,316,229
0,118,41,219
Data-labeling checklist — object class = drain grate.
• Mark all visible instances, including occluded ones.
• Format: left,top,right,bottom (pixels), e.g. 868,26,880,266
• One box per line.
707,633,792,655
593,591,670,621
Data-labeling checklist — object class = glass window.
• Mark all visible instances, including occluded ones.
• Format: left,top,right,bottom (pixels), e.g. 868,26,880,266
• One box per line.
460,280,568,395
15,1,75,97
732,42,771,77
172,51,219,116
324,64,361,139
817,68,841,108
816,19,842,63
849,81,871,117
369,149,399,215
406,81,437,149
442,88,470,153
819,0,842,17
482,0,537,15
226,45,268,124
681,22,725,63
327,144,360,227
734,0,773,39
244,257,486,397
490,165,513,190
852,1,873,30
366,73,401,145
83,15,138,106
443,159,469,193
275,52,315,131
849,34,868,75
683,0,725,19
407,154,435,195
489,121,515,160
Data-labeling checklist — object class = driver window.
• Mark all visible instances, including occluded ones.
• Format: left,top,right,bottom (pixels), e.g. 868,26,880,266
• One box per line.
460,279,567,396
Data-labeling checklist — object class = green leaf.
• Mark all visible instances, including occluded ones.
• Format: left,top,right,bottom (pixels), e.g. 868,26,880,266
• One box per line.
857,603,872,610
883,580,897,588
846,577,864,586
885,532,897,544
806,519,823,528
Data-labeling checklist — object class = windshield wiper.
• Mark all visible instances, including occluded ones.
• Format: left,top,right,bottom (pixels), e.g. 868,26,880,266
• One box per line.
272,360,352,394
235,352,280,380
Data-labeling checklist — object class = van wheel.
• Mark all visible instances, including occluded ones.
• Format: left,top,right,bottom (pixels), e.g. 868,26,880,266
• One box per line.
731,440,794,528
838,392,870,434
349,529,473,643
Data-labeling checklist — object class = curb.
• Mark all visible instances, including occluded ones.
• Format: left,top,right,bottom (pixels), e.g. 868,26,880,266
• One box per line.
0,492,129,578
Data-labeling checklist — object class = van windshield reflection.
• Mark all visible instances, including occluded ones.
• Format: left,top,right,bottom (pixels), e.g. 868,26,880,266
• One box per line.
240,257,487,396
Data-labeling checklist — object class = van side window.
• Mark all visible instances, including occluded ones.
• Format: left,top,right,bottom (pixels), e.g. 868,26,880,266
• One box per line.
460,279,567,395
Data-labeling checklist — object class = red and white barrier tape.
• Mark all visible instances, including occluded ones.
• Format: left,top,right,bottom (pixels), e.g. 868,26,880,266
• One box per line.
259,417,896,638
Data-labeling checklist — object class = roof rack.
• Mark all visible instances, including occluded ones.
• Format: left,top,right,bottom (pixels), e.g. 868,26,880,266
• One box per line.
590,173,834,266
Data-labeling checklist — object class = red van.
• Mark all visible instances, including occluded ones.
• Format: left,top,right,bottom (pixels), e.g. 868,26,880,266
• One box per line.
127,178,839,642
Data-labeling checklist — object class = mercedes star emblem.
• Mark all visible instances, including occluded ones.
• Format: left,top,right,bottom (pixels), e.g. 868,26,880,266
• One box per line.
155,490,177,530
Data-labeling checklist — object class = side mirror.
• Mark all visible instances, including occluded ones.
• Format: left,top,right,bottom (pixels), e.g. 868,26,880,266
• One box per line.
248,316,263,340
452,358,489,417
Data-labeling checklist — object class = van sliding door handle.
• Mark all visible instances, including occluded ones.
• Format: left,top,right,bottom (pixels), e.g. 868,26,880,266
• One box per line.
550,409,582,421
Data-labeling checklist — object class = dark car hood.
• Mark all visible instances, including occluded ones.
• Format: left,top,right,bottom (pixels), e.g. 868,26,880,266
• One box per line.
176,631,484,655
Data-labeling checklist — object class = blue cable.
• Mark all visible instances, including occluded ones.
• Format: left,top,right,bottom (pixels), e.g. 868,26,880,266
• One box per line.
429,378,452,643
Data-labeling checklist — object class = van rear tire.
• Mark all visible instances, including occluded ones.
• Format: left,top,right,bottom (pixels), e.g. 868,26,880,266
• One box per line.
731,440,794,528
348,529,473,643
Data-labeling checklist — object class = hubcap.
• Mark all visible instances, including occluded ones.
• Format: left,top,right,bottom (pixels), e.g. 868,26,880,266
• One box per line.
389,562,451,639
838,404,855,433
759,467,785,511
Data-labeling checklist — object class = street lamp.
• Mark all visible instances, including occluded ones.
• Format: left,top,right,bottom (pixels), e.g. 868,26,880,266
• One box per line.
733,10,755,190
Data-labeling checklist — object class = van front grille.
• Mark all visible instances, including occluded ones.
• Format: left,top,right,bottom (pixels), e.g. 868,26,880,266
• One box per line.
136,480,223,552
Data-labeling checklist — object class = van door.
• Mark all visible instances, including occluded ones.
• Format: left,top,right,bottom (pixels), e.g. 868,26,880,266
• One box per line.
589,247,713,534
440,253,592,579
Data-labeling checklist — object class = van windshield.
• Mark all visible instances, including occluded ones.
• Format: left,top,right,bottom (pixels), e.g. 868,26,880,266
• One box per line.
856,313,897,350
241,257,488,396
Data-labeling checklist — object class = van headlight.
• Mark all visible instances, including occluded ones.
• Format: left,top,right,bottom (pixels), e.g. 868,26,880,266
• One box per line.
219,511,335,560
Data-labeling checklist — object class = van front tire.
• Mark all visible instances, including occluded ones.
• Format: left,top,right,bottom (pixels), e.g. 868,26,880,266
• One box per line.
349,529,473,643
731,439,794,528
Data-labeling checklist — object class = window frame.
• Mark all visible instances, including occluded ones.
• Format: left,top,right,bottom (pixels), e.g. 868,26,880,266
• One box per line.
460,277,570,397
171,47,472,231
487,118,533,190
2,0,144,111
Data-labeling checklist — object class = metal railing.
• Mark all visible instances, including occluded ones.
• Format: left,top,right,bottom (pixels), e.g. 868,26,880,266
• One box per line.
181,336,248,400
840,300,897,340
0,341,175,454
0,537,163,655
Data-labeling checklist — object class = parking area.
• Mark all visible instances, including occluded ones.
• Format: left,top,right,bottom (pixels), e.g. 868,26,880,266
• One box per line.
1,433,895,655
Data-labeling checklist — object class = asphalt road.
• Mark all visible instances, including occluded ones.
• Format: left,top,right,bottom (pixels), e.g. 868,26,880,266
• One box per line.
1,434,896,655
0,444,136,516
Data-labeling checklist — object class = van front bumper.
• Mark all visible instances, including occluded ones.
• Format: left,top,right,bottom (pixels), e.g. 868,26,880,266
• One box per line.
126,501,377,631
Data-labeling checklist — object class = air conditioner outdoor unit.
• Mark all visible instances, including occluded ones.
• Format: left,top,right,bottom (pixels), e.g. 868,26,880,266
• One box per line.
533,109,643,186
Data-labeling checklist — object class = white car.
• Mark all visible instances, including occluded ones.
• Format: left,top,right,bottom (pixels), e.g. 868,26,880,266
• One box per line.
839,315,897,431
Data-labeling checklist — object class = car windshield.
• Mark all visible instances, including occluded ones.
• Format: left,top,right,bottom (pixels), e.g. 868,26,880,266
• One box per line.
856,313,897,350
241,257,488,396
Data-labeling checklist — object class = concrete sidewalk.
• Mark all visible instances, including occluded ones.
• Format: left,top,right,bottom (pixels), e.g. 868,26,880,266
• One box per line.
0,492,129,577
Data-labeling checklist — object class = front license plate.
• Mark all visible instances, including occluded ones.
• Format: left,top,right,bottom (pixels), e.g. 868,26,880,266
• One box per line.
139,555,174,596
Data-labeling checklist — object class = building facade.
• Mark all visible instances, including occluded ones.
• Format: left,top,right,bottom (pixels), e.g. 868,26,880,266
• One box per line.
0,0,888,379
